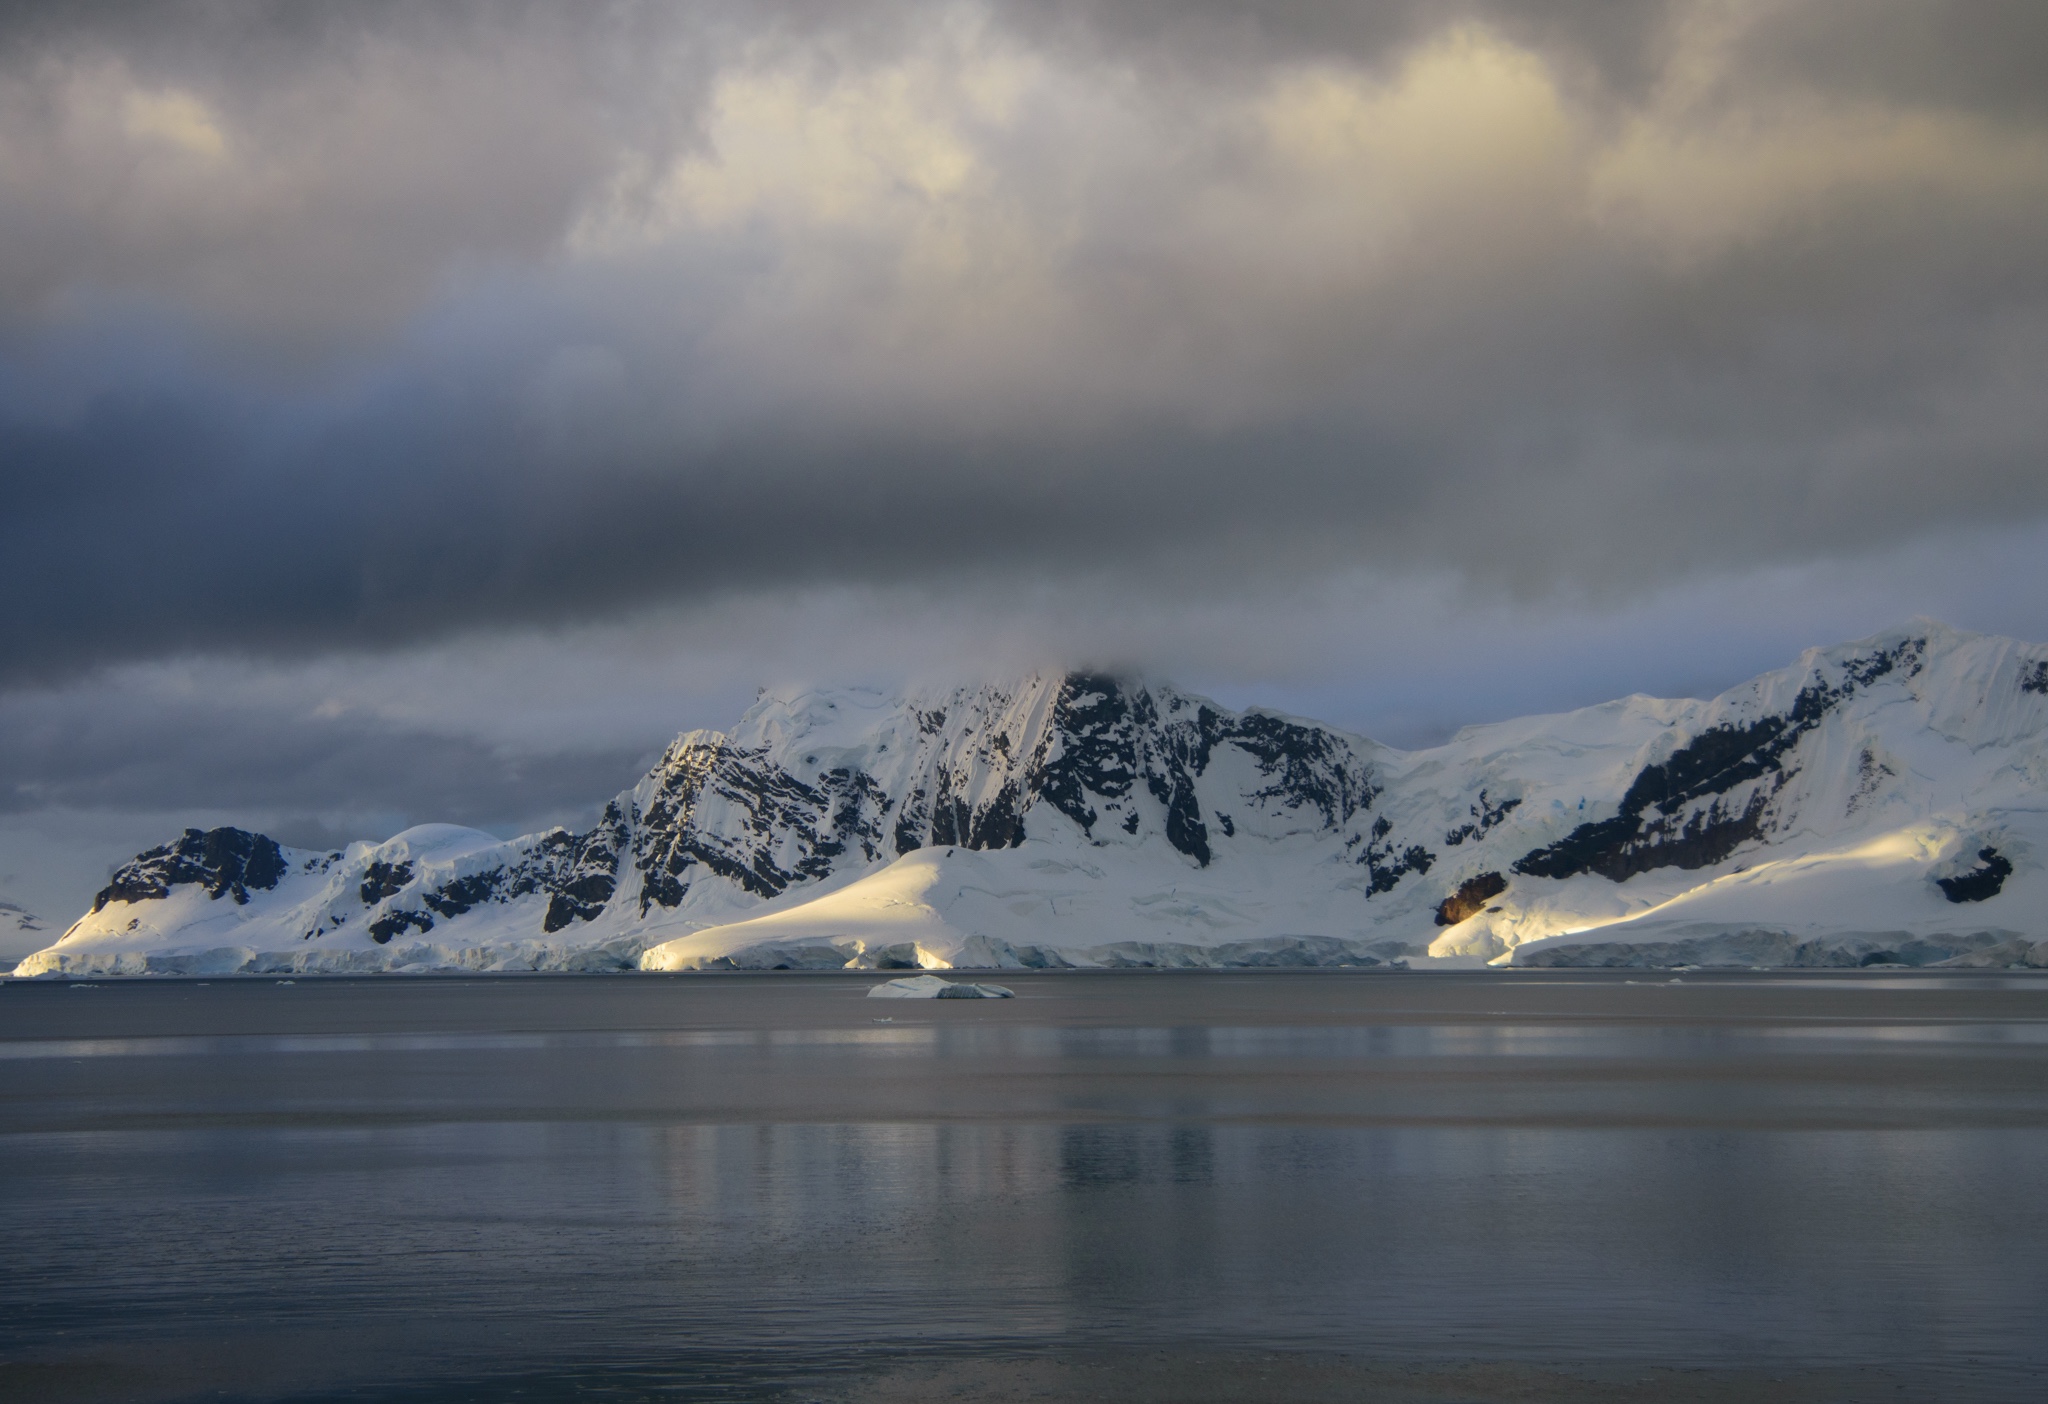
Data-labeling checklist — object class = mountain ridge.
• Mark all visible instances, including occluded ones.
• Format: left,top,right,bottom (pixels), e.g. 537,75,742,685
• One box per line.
16,622,2048,976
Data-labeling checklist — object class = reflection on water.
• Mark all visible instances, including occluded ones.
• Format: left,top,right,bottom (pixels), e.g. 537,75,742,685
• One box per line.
14,1015,2048,1065
3,971,2046,1401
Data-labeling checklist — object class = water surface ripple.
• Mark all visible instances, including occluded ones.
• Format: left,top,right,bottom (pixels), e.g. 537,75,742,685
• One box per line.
3,969,2044,1402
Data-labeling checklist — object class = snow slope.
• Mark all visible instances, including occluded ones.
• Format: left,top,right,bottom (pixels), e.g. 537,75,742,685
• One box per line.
17,623,2048,976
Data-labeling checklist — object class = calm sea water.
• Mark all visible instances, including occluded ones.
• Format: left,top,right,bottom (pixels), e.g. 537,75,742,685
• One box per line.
3,969,2046,1403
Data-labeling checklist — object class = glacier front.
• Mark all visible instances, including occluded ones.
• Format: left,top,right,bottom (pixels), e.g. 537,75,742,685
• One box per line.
16,623,2048,976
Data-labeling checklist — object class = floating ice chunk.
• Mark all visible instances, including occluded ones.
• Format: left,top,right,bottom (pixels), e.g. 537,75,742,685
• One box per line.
866,974,1014,999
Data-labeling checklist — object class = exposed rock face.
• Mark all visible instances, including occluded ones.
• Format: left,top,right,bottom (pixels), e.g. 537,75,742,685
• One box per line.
844,676,1383,873
94,828,287,911
1444,793,1519,847
1936,848,2013,903
1435,872,1507,926
614,675,1393,919
359,861,412,905
632,740,889,911
1513,640,1925,883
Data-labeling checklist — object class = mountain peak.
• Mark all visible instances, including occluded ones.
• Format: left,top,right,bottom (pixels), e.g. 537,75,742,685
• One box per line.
15,626,2048,977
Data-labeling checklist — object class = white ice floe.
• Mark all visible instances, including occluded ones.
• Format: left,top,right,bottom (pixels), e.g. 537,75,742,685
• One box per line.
866,974,1014,999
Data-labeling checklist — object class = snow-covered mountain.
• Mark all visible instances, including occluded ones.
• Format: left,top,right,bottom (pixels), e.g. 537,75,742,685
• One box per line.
16,623,2048,976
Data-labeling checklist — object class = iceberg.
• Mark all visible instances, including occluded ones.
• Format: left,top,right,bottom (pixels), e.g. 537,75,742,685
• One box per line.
867,974,1014,999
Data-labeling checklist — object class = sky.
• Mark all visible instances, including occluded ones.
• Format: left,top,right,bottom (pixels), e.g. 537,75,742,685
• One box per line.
4,0,2048,946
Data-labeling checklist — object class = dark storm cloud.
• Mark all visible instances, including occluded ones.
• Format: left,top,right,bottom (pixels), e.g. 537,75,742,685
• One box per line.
0,670,647,838
1729,0,2048,118
1001,0,1687,99
2,0,2047,684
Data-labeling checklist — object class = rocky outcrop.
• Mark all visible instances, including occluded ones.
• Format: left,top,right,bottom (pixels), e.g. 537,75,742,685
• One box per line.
631,739,890,911
1512,639,1926,883
1434,872,1507,926
1935,848,2013,903
94,828,288,910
